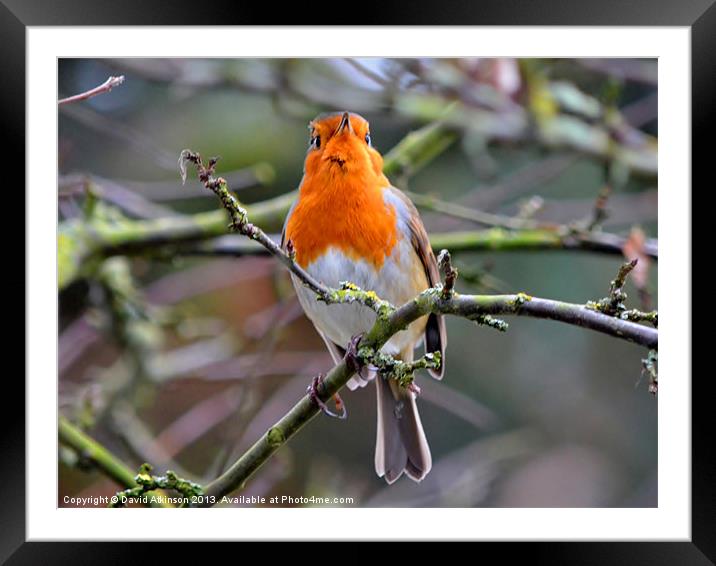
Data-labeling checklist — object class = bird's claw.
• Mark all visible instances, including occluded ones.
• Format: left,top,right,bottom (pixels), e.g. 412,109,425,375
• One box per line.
307,374,347,419
407,382,421,396
344,333,364,374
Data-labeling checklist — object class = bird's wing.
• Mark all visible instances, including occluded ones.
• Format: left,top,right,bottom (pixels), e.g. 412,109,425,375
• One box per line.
385,186,447,379
280,194,299,251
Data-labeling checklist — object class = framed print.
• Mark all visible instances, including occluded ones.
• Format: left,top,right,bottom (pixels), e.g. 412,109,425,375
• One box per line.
6,0,710,562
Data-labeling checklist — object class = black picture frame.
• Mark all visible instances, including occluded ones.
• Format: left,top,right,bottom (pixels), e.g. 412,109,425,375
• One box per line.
6,0,709,562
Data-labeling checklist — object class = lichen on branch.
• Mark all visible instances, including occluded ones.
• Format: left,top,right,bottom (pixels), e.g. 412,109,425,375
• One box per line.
437,249,459,298
358,347,442,389
109,463,203,508
320,281,395,319
587,259,658,327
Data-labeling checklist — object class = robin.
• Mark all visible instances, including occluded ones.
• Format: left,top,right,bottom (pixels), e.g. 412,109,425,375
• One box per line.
282,111,446,484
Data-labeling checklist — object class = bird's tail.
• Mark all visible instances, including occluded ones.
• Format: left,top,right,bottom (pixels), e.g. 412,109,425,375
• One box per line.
374,348,432,484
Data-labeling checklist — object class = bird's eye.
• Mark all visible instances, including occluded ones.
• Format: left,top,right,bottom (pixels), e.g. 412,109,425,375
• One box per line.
365,133,372,146
309,135,321,149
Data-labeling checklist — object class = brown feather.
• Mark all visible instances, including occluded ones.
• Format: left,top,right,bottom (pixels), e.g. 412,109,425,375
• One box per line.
386,187,447,379
375,347,432,483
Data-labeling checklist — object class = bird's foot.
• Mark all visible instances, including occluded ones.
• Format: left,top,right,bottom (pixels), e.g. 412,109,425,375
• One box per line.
307,374,347,419
344,333,364,374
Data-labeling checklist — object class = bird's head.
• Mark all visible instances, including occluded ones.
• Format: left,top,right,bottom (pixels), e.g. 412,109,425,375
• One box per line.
303,111,385,181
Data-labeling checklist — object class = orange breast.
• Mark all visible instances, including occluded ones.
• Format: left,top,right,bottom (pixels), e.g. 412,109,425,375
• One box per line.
285,171,398,269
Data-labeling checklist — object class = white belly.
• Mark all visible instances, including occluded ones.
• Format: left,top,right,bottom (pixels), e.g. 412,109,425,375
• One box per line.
292,241,427,356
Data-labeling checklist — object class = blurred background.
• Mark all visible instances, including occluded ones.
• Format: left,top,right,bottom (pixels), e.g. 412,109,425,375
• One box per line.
58,58,658,508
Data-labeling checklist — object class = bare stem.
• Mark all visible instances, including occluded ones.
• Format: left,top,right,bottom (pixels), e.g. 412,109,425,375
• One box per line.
587,259,657,326
58,75,125,106
179,149,332,300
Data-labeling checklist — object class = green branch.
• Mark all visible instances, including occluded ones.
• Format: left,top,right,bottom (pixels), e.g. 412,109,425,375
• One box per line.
58,416,174,508
430,227,657,259
58,122,455,290
108,463,202,508
153,226,658,263
404,191,658,259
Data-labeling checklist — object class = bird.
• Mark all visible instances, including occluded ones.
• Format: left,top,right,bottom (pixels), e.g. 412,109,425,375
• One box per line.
282,111,446,484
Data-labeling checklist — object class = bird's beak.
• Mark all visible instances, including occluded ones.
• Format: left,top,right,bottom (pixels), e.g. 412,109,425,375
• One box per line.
337,111,353,135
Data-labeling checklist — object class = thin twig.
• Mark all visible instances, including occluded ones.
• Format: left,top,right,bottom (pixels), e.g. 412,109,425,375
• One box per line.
403,189,657,259
179,149,333,301
342,58,390,87
437,249,458,298
58,75,125,105
405,189,547,231
588,184,612,230
587,259,657,326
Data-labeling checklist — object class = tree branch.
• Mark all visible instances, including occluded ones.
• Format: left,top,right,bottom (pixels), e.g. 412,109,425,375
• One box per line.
108,463,202,508
64,144,656,508
403,190,658,259
173,226,658,262
58,416,173,508
177,155,658,506
178,150,332,300
431,227,658,259
197,287,656,505
58,75,125,105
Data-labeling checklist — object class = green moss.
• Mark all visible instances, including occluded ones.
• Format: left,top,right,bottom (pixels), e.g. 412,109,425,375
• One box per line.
58,231,81,289
319,281,395,319
267,427,285,447
472,314,509,332
136,463,154,485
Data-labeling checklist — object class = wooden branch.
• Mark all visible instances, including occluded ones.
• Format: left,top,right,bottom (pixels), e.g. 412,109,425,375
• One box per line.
177,155,658,506
197,288,656,505
176,227,658,261
58,75,125,105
